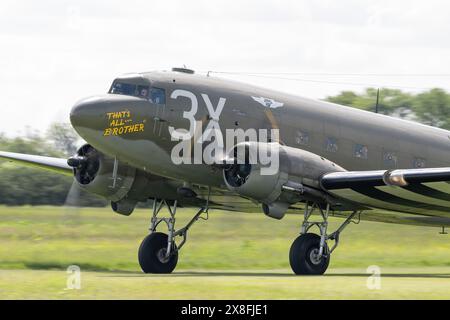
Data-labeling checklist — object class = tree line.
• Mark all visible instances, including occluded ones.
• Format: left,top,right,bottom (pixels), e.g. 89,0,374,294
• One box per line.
0,87,449,206
326,87,450,129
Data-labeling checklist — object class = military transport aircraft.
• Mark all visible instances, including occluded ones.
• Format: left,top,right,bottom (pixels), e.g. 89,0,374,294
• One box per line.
1,67,450,275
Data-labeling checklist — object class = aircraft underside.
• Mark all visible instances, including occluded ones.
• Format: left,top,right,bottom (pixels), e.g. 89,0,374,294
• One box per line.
172,185,450,228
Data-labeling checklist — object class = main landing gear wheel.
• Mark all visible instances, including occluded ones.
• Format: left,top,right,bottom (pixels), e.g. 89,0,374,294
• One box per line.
138,232,178,274
289,202,360,275
139,197,210,274
289,233,329,275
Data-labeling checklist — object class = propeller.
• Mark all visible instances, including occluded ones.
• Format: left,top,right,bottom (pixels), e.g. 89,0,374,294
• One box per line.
67,144,100,185
61,180,83,224
63,144,99,223
62,144,112,222
223,163,252,187
64,180,81,207
67,155,87,168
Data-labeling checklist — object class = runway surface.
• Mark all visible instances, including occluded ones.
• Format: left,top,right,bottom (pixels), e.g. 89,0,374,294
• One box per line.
0,207,449,299
1,267,450,299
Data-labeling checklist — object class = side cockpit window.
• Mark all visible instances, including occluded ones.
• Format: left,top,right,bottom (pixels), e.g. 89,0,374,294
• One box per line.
150,88,166,104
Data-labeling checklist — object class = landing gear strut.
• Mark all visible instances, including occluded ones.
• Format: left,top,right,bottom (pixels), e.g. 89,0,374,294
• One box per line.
289,202,359,275
138,198,209,273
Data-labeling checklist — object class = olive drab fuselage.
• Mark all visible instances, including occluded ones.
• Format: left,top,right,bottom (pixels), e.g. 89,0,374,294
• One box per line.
70,69,450,225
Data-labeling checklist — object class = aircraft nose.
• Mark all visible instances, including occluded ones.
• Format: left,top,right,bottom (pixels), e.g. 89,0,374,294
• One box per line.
70,99,85,128
70,96,105,129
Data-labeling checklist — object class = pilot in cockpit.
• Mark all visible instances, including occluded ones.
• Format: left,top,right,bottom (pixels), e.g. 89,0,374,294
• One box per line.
139,87,148,98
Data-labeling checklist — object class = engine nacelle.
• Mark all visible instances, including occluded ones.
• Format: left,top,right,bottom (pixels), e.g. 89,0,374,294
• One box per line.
68,144,151,215
223,142,345,219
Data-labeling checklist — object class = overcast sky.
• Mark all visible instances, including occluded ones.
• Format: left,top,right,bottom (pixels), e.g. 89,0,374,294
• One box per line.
1,0,450,136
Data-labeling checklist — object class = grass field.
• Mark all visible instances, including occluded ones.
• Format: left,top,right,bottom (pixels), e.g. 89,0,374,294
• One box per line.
0,206,449,299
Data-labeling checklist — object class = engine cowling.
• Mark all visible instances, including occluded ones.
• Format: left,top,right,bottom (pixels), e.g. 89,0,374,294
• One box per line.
223,142,345,219
67,144,149,215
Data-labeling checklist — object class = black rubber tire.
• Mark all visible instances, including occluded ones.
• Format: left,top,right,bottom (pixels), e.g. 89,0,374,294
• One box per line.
289,233,330,275
138,232,178,274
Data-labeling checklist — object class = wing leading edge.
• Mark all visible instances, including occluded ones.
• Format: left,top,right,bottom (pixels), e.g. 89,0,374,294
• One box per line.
0,151,72,176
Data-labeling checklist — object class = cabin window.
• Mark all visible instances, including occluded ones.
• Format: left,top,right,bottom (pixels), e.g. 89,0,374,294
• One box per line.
354,144,368,159
295,131,309,146
150,88,166,104
325,137,338,153
383,151,398,167
413,157,426,168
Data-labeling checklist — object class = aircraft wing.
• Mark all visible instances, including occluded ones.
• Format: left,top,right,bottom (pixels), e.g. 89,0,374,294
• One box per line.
0,151,73,176
320,168,450,216
2,149,450,227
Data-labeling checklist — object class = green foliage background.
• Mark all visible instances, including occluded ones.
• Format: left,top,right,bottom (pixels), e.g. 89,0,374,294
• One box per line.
0,124,106,206
326,87,450,129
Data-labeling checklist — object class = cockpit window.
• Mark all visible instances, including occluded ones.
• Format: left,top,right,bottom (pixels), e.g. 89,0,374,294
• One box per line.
109,81,164,104
109,82,151,99
110,82,137,96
